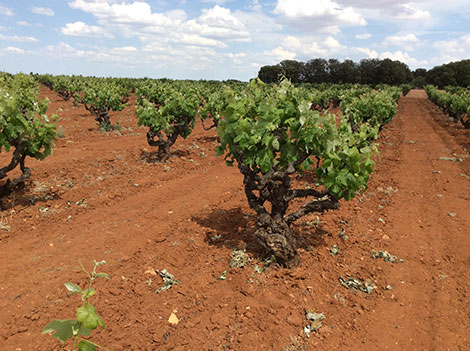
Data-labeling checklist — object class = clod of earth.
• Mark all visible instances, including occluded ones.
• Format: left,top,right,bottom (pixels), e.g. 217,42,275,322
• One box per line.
155,269,179,293
339,276,375,294
371,250,404,263
304,311,325,337
229,249,251,268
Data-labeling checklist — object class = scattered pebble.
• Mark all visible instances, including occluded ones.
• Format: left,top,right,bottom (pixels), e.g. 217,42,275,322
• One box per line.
155,269,179,293
330,245,339,256
230,249,251,268
339,276,375,294
371,250,403,263
304,311,325,337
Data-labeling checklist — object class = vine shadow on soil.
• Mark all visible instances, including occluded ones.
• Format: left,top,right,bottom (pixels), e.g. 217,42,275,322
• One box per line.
192,207,331,262
0,183,61,211
140,148,190,163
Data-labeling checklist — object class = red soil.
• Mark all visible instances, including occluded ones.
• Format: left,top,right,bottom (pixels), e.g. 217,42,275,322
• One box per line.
0,88,468,350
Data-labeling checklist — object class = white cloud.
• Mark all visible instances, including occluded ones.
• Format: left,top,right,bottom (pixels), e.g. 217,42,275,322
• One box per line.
183,5,249,40
393,4,430,20
384,33,419,50
62,21,113,38
17,21,32,27
69,0,184,27
0,4,13,16
355,33,371,40
273,0,366,33
201,0,233,4
226,52,247,65
4,46,25,54
324,36,346,51
0,34,38,42
68,1,249,46
379,50,428,67
433,34,470,63
385,33,418,46
30,6,55,16
169,33,227,48
357,47,378,58
265,47,296,61
279,35,346,58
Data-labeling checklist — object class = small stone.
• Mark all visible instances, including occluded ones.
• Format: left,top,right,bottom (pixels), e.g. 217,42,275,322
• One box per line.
168,313,179,325
382,234,390,240
448,212,457,218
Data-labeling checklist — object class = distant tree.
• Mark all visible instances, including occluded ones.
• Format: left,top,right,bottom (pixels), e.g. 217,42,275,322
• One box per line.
303,58,329,83
377,59,412,85
279,60,304,83
258,57,415,86
258,65,283,83
412,68,427,88
359,59,382,85
452,60,470,87
330,59,360,83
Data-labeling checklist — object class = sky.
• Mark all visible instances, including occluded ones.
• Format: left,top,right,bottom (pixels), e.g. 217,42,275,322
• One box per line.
0,0,469,81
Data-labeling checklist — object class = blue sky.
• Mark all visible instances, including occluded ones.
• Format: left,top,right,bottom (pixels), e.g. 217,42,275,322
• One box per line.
0,0,469,80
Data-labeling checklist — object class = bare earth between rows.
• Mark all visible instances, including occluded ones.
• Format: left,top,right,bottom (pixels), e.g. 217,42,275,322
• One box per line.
0,88,468,350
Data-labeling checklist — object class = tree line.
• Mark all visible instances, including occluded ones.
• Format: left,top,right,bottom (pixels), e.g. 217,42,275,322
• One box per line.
258,58,470,88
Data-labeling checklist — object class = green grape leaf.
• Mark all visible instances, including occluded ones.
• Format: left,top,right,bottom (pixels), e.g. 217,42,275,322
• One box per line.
76,303,105,330
78,340,98,351
41,319,76,343
64,283,81,294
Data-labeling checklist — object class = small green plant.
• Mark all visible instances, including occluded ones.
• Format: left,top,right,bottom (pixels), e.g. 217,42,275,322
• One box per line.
42,260,109,350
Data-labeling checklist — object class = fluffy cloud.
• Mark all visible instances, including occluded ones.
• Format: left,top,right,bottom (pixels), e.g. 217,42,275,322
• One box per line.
169,33,227,48
182,5,249,40
17,21,32,27
384,33,419,50
273,0,366,33
69,0,184,27
357,47,378,58
280,35,346,58
379,50,427,67
4,46,25,54
0,4,13,16
336,0,430,20
68,1,249,46
355,33,372,40
392,4,430,20
265,47,296,61
0,34,38,42
30,6,55,16
433,34,470,63
61,21,113,38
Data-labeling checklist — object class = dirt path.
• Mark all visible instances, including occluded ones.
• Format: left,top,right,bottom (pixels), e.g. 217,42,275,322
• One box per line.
0,88,468,350
349,90,470,350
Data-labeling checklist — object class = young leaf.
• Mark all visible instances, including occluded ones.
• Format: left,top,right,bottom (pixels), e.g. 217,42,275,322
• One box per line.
76,303,105,330
64,282,82,294
78,340,98,351
94,273,109,279
41,319,76,342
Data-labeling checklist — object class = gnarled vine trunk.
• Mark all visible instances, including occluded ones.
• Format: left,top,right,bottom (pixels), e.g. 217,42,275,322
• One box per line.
0,142,31,197
238,158,340,267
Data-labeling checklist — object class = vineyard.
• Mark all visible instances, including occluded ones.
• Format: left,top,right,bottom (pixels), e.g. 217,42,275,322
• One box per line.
0,74,469,350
